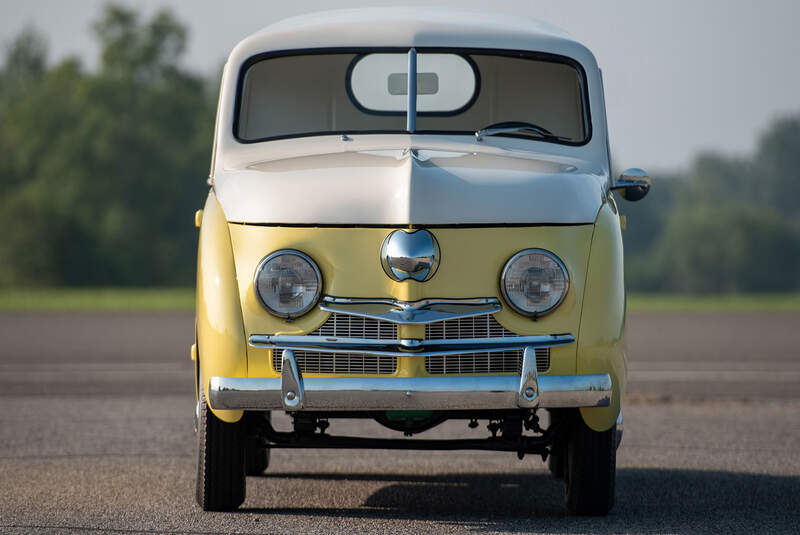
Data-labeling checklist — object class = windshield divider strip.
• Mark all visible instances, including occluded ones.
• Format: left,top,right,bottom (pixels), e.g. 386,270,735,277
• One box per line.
407,48,417,133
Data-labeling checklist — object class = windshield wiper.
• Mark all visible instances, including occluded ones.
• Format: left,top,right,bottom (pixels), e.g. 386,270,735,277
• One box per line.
474,121,570,142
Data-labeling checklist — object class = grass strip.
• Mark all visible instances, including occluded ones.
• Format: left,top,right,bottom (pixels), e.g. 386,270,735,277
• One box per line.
627,293,800,313
0,288,798,313
0,288,195,312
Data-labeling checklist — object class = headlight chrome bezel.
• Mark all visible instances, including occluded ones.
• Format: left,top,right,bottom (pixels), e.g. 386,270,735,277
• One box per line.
253,249,322,319
500,248,570,318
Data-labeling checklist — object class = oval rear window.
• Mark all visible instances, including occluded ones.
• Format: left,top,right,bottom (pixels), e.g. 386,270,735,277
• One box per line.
347,53,477,114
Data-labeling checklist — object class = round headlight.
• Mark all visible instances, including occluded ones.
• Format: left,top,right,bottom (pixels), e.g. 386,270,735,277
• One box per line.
501,249,569,317
254,250,322,318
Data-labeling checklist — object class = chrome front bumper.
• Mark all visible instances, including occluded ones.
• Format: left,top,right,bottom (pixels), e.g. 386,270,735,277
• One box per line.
209,346,612,412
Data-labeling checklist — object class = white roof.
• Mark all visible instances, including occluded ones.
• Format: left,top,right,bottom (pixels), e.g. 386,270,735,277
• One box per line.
213,8,608,180
226,8,597,70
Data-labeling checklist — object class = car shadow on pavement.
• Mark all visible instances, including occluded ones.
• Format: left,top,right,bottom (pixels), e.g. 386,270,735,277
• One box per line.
241,468,800,533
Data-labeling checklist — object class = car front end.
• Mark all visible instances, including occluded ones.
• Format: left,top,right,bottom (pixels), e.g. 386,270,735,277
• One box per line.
193,8,649,515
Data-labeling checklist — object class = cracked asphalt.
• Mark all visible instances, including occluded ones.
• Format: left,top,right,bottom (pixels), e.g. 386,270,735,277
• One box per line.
0,311,798,534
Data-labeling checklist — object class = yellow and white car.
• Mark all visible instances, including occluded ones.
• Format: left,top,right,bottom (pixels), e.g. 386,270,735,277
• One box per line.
193,8,650,515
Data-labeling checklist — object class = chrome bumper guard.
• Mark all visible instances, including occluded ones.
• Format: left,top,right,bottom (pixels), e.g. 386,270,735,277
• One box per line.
209,336,612,411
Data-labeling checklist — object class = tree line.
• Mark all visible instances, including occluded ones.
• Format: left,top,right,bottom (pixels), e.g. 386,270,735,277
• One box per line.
0,5,798,292
0,6,212,286
621,117,800,293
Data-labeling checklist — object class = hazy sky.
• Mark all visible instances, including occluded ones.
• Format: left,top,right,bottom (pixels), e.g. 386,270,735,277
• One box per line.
2,0,799,171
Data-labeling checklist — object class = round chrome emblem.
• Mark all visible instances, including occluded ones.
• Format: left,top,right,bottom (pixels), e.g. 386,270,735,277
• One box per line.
380,229,440,282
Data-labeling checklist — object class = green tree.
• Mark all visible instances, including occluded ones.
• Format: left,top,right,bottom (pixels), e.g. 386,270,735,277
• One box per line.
622,115,800,293
647,204,799,292
93,5,187,82
0,26,47,106
0,5,213,286
1,4,798,293
753,117,800,219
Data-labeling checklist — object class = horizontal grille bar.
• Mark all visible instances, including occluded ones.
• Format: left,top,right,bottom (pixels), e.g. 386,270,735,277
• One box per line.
272,313,398,375
273,351,398,375
270,312,551,375
425,315,550,374
424,348,550,374
426,314,516,340
313,313,397,339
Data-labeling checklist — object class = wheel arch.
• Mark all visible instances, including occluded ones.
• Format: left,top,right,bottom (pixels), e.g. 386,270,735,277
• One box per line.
196,191,247,423
575,200,626,431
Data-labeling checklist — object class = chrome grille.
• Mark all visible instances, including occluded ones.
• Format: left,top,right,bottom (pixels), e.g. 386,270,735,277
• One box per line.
311,313,396,339
275,351,398,375
425,315,550,374
272,313,397,375
426,314,514,340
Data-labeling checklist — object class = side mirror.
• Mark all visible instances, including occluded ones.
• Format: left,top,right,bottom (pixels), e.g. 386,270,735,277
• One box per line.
611,168,650,202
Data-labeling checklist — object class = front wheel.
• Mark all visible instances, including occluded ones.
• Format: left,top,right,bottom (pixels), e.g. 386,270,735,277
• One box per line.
547,409,567,479
564,413,616,516
195,393,246,511
245,412,271,476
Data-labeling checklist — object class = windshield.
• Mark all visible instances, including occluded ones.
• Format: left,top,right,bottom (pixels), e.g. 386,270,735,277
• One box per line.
235,49,589,145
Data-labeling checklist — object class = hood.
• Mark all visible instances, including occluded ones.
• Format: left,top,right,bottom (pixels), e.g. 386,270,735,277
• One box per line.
214,147,606,225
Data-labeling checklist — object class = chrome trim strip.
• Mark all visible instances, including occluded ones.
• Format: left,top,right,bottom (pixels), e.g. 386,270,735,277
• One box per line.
325,296,498,307
208,372,611,411
248,333,575,357
319,295,502,325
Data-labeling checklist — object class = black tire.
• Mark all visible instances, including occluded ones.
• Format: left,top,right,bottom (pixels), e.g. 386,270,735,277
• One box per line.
245,413,271,476
547,409,567,479
195,393,246,511
564,413,616,516
548,445,565,479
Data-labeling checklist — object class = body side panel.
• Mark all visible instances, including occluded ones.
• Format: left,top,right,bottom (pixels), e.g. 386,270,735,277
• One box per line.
577,200,626,431
196,193,247,422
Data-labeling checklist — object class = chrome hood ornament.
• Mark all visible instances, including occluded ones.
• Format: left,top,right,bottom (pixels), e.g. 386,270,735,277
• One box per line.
380,229,440,282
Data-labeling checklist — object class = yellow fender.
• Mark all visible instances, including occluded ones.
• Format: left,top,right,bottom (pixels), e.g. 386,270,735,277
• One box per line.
196,192,247,423
576,201,626,431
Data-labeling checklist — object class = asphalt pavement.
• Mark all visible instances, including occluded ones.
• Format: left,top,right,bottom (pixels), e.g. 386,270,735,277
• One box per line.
0,311,798,534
